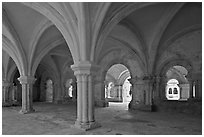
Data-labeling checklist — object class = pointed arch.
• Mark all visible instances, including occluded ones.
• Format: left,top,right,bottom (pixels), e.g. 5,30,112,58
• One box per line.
149,3,185,73
2,8,27,75
92,3,157,63
31,38,65,76
28,19,53,75
2,38,24,75
22,2,80,63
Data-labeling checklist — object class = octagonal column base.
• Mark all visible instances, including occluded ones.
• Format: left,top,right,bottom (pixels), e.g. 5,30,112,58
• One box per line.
19,108,35,114
72,120,101,131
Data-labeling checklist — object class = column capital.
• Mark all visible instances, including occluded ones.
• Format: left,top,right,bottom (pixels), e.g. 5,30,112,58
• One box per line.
18,76,36,84
71,61,100,76
129,76,144,85
154,76,161,83
143,75,155,83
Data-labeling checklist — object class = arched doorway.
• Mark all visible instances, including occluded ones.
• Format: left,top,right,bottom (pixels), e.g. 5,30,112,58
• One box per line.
105,64,132,109
45,79,53,102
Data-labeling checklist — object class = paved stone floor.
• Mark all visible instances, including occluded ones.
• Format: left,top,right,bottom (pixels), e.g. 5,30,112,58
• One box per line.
2,102,202,135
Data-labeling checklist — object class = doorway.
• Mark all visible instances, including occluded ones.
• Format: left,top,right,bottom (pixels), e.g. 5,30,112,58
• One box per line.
105,64,132,110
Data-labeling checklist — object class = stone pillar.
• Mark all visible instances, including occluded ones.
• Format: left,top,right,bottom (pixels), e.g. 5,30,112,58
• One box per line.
160,76,168,100
2,80,12,105
71,62,101,130
194,78,202,100
128,76,152,111
72,79,77,102
154,76,161,101
18,76,36,114
114,84,123,102
9,84,18,104
94,79,108,107
143,76,154,106
191,73,202,100
11,85,15,101
118,85,123,102
128,76,143,109
53,81,63,104
188,78,194,99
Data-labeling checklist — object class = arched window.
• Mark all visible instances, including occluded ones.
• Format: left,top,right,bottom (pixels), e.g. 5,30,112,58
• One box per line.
166,79,180,100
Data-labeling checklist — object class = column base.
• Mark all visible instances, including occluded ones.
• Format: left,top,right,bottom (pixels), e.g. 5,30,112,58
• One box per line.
129,101,152,111
72,121,101,131
19,108,35,114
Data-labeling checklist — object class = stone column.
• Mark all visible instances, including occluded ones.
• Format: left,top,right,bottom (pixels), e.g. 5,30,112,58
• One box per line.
114,84,123,102
71,62,101,131
160,76,168,100
11,85,15,101
154,76,161,102
53,81,63,104
191,73,202,100
128,76,143,109
188,78,194,99
143,76,154,106
94,79,108,107
18,76,36,114
2,80,12,105
128,76,152,111
118,85,123,102
72,79,77,102
9,84,17,104
194,78,202,100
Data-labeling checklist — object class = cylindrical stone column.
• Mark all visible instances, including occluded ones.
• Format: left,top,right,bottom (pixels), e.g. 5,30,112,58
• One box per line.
155,76,161,100
71,62,101,130
11,85,15,101
76,74,82,124
88,75,94,122
118,85,123,101
18,76,36,114
188,78,194,99
82,74,88,123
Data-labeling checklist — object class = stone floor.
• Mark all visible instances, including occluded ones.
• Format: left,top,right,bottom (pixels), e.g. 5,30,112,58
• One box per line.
2,102,202,135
